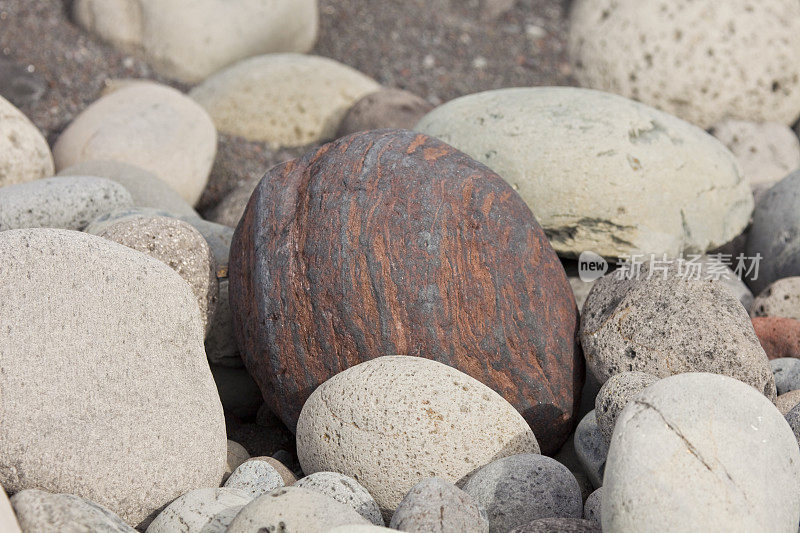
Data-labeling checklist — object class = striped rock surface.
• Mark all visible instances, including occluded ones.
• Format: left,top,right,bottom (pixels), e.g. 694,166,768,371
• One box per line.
229,129,582,453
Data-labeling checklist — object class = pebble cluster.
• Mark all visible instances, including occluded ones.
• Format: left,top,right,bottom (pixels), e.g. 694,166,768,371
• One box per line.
2,0,800,532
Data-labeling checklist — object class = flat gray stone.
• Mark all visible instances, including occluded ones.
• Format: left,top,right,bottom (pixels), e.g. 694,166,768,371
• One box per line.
595,371,658,444
11,490,135,533
0,176,132,231
296,472,383,527
462,454,582,533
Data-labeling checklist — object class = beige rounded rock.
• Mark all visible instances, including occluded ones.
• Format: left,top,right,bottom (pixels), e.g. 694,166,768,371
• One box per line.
751,277,800,320
776,390,800,415
225,441,251,483
568,0,800,129
226,486,369,533
52,82,217,206
93,216,219,334
58,160,199,218
711,120,800,198
0,229,227,528
296,356,540,516
73,0,318,84
0,95,54,187
190,54,380,147
415,87,752,259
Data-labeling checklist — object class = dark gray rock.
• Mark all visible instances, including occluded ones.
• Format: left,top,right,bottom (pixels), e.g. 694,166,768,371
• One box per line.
595,371,658,444
462,454,582,533
390,477,487,532
574,411,607,488
771,358,800,395
583,487,602,526
0,58,47,108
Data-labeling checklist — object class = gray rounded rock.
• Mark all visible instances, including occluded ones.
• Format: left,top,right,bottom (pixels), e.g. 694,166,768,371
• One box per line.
747,170,800,294
509,518,601,532
580,263,775,399
573,411,608,488
84,207,178,234
295,472,383,526
207,176,259,228
583,488,601,526
226,486,370,533
595,371,658,444
751,277,800,320
603,372,800,532
462,454,583,533
0,229,226,527
389,477,487,532
224,458,285,498
58,160,199,218
146,488,252,533
10,489,135,533
336,88,433,137
0,176,132,231
93,216,219,334
771,358,800,395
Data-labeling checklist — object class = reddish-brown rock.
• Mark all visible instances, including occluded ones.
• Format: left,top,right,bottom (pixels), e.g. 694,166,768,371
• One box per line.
229,129,582,453
752,317,800,360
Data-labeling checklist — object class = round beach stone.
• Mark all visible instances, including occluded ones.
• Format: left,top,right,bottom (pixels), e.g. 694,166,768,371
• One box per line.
580,263,775,399
0,176,132,231
568,0,800,129
229,129,581,454
595,371,658,444
225,441,250,483
93,216,219,334
226,486,369,533
190,54,380,147
776,390,800,415
207,176,259,228
573,411,608,489
295,472,383,526
296,356,540,516
389,478,487,532
414,87,752,258
462,454,582,533
10,490,135,533
336,88,434,137
0,95,53,187
710,120,800,198
58,160,199,218
603,373,800,532
52,82,216,206
583,488,602,526
510,518,601,533
770,358,800,395
0,229,227,527
751,277,800,320
146,488,252,533
224,458,285,498
73,0,318,83
747,170,800,294
752,317,800,359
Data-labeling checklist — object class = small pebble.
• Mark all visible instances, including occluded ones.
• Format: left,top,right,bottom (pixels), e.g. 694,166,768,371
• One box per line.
296,472,383,526
224,458,285,498
389,477,488,532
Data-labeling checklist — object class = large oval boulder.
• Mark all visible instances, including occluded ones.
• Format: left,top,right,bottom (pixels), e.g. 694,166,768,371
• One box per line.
603,373,800,532
229,129,581,453
296,356,540,517
414,87,752,259
0,229,227,527
568,0,800,129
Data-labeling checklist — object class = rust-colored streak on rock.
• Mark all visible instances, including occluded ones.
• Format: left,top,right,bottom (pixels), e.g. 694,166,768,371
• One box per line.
229,129,582,453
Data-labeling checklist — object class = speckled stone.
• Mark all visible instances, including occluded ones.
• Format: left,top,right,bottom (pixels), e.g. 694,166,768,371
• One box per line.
146,488,252,533
574,411,608,488
225,441,250,483
58,160,199,218
510,518,601,533
296,472,383,526
583,487,602,526
93,216,219,334
462,454,583,533
580,263,775,399
260,457,297,486
10,490,135,533
0,94,54,187
752,317,800,359
336,88,433,137
751,277,800,320
776,390,800,415
770,358,800,395
226,486,370,533
224,458,285,498
389,478,487,532
595,372,658,444
296,356,540,517
0,176,132,231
